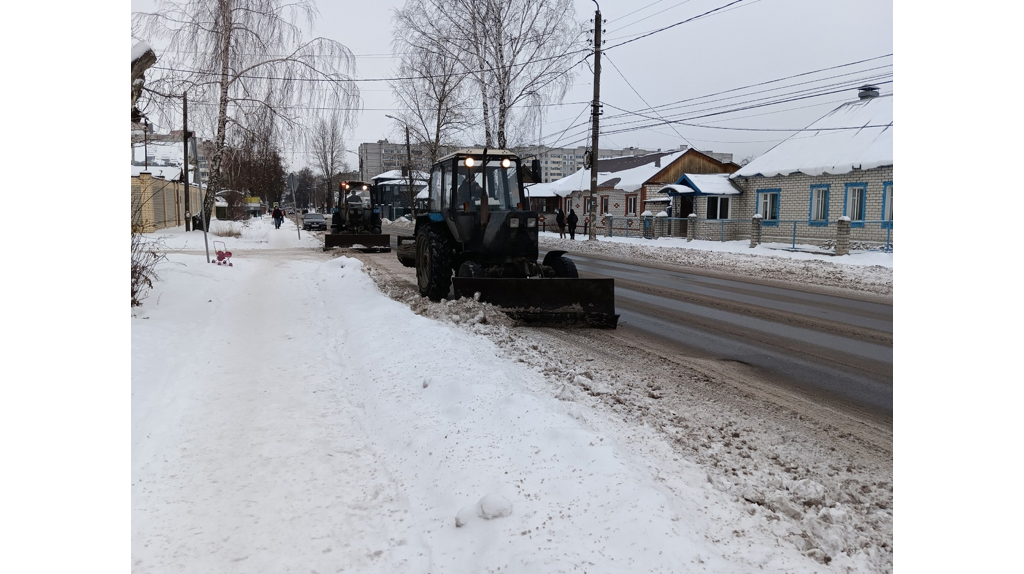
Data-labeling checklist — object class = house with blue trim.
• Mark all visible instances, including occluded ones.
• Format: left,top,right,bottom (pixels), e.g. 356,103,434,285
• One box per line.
726,86,893,246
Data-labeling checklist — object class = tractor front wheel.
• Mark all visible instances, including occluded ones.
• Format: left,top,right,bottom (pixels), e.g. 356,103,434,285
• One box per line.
549,255,579,278
416,226,452,301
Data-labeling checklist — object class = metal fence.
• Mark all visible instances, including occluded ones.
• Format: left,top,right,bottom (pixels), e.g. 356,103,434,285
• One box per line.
757,219,892,252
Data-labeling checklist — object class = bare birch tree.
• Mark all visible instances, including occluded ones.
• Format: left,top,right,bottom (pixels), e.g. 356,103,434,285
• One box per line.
308,113,348,211
388,37,471,167
393,0,585,149
133,0,361,222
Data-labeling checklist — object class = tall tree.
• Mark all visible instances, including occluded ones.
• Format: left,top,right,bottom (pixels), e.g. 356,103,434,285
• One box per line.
133,0,361,221
389,31,471,167
393,0,584,149
308,113,348,211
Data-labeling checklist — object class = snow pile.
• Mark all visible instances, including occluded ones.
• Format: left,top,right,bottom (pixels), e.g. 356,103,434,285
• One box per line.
538,234,892,295
146,216,322,251
354,255,892,571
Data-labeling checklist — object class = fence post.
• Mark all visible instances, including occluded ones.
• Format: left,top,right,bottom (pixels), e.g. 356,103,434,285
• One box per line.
835,216,851,255
687,214,696,242
750,215,761,248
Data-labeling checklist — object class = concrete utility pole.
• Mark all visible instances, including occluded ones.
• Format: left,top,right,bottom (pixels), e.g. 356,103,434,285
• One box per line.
405,124,413,213
183,93,191,231
588,2,603,241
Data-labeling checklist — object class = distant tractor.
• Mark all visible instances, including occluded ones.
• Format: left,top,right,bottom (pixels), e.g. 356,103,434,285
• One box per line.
396,148,618,327
324,180,390,252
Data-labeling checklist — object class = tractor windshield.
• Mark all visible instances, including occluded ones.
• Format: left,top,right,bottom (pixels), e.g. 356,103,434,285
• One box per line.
456,160,522,211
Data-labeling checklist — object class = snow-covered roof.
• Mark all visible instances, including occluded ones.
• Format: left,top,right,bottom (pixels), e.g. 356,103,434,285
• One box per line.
659,173,741,196
379,178,427,187
524,181,573,198
132,165,181,180
733,94,893,178
531,150,689,195
415,189,428,199
372,170,429,182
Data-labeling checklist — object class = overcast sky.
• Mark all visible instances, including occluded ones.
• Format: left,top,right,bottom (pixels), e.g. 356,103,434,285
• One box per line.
131,0,893,170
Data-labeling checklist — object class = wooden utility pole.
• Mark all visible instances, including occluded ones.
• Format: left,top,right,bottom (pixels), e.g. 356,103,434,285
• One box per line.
588,3,602,241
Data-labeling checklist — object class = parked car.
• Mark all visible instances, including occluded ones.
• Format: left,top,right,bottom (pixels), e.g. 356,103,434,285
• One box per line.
302,213,327,231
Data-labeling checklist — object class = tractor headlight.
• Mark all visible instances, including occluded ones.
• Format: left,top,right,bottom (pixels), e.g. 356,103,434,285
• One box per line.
501,158,511,168
526,218,536,228
464,157,476,168
509,218,520,228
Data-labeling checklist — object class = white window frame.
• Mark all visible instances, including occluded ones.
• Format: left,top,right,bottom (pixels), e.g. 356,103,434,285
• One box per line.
884,183,893,221
706,196,731,220
810,186,829,222
760,192,779,220
847,186,866,221
626,195,637,215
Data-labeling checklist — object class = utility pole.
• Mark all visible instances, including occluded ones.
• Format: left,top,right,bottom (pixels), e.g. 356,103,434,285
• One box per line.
588,2,603,241
183,93,192,231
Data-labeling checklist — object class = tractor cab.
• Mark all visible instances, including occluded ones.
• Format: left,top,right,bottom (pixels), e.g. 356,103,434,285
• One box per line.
427,149,536,260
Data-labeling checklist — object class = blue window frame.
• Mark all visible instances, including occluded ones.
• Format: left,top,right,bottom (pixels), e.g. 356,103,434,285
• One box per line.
881,180,893,228
843,182,867,228
809,184,830,226
756,188,781,226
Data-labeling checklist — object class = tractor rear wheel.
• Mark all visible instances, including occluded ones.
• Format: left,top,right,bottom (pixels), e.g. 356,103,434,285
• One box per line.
549,255,579,278
416,226,452,301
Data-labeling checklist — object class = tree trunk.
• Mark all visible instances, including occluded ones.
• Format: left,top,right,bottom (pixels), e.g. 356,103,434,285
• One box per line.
205,0,234,224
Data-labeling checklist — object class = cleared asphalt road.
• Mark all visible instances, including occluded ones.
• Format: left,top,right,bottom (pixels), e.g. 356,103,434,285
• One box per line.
558,251,893,413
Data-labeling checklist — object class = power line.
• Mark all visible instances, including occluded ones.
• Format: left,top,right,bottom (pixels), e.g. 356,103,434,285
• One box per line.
600,54,893,121
598,72,893,130
604,53,695,148
603,0,750,52
150,46,594,84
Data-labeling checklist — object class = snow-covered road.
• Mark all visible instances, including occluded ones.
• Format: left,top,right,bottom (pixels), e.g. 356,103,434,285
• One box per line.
132,218,889,572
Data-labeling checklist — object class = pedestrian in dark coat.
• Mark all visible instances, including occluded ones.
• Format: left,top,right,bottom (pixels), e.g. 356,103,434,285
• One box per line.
272,206,283,229
556,209,566,239
567,208,579,240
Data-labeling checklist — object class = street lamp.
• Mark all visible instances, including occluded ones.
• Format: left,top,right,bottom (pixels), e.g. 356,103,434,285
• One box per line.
345,149,361,182
385,114,414,215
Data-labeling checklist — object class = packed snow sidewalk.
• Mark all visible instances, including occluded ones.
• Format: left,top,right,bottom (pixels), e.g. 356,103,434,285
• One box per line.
133,217,875,572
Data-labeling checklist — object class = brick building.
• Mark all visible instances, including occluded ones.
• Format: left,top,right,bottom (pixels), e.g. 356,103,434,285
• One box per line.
725,87,893,246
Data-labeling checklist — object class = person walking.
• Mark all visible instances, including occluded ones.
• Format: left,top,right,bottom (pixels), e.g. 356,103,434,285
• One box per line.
272,206,283,229
556,209,566,239
567,208,579,240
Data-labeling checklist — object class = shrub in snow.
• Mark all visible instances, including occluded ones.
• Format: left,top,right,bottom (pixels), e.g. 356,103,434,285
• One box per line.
640,210,653,217
656,211,668,217
131,232,165,306
688,213,697,217
753,213,763,219
838,216,851,222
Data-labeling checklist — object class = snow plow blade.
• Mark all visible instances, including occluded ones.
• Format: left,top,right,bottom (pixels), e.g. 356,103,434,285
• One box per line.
451,278,619,328
324,234,391,252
